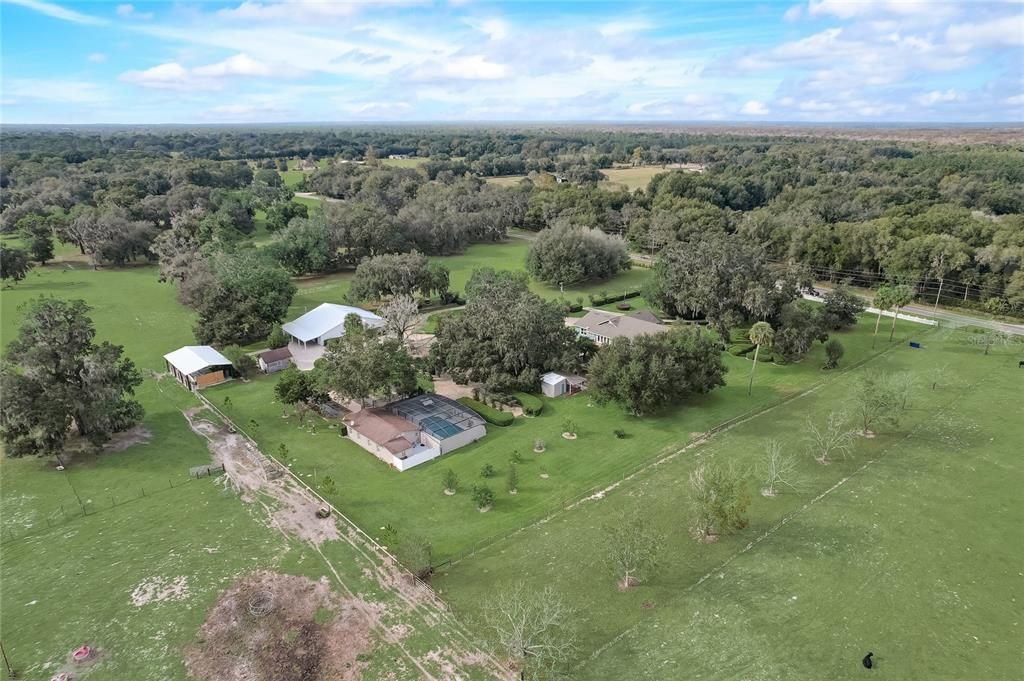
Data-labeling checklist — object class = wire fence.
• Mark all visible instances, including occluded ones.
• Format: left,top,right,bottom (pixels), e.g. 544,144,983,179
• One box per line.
192,393,451,613
0,465,226,545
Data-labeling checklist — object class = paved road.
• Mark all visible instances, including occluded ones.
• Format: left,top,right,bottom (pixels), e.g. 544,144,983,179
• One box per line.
814,284,1024,335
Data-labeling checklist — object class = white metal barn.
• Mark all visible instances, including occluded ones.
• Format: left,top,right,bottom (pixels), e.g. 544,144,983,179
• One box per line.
163,346,234,390
282,303,385,347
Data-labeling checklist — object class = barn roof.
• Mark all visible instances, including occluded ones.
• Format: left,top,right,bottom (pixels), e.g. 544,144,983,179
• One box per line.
163,346,232,376
258,347,292,363
282,303,383,342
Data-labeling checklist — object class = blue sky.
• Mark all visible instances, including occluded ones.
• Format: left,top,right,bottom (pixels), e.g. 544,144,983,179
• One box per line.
1,0,1021,124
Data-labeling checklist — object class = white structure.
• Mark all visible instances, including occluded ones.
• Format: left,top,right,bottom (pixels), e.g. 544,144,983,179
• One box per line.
541,372,587,397
283,303,384,369
283,303,384,346
571,310,669,346
257,347,292,373
343,394,486,471
163,346,234,390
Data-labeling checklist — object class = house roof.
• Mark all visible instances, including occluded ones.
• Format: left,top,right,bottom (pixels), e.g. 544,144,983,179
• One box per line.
282,303,383,343
571,310,668,341
258,347,292,363
628,309,662,325
163,346,232,376
542,372,567,385
344,409,417,453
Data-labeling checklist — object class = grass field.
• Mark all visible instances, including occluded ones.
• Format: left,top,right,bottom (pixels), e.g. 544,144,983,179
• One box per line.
432,329,1023,680
598,165,668,192
0,264,496,680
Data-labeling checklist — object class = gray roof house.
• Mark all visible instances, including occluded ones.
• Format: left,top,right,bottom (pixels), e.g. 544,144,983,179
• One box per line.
571,310,669,345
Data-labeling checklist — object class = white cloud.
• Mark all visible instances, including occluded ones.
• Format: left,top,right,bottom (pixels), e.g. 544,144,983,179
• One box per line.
918,89,963,106
465,18,509,41
404,55,509,81
87,52,108,63
947,17,1024,52
1005,93,1024,106
120,53,295,90
741,100,770,115
116,3,154,20
806,0,951,20
217,0,425,23
6,0,106,25
3,78,108,103
783,5,803,22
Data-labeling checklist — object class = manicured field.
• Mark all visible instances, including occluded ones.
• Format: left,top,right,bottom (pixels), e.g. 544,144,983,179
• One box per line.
433,329,1023,680
380,157,428,168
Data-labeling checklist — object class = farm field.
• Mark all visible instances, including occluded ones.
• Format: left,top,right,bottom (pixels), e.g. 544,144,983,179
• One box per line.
432,329,1023,680
208,314,923,562
0,264,498,681
598,165,669,191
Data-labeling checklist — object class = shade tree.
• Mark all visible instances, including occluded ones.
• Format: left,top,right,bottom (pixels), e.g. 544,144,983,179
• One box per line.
602,513,663,589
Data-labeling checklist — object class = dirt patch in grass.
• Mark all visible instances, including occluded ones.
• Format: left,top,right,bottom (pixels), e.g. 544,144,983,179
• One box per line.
103,425,152,452
184,571,375,681
184,409,340,546
131,575,190,606
431,378,475,401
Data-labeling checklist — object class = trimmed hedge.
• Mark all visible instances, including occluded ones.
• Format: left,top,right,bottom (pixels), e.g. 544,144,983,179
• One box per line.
588,290,642,307
458,397,514,426
513,392,544,416
727,343,756,356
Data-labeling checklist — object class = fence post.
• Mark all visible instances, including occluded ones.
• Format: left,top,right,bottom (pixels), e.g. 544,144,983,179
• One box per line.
141,487,146,497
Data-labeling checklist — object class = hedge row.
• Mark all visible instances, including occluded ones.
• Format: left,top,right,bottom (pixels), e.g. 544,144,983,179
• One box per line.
588,290,642,307
728,343,756,356
513,392,544,416
457,397,514,426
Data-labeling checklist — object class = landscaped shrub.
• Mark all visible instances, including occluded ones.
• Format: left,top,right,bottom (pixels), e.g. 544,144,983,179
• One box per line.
728,343,756,357
457,397,514,426
589,290,642,307
513,392,544,416
480,463,496,478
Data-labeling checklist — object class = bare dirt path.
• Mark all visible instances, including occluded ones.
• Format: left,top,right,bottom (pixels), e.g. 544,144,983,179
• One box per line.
182,403,511,680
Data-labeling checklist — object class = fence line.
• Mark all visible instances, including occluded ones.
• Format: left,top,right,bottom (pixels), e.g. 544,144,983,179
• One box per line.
0,466,225,545
192,392,451,612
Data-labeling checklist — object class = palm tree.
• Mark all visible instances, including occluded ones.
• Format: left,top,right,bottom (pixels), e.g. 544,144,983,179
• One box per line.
871,285,895,349
887,284,914,343
747,321,775,397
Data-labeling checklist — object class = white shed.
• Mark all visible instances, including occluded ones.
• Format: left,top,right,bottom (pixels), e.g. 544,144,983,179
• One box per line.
541,371,586,398
163,346,234,390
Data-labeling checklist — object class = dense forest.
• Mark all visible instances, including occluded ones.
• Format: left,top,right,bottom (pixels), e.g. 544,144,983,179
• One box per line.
1,126,1022,320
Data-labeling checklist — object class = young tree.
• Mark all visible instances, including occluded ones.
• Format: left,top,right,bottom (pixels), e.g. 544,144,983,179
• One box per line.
587,327,726,415
852,372,902,436
319,475,338,496
967,329,1015,356
507,463,519,495
485,583,577,681
480,463,496,478
0,246,33,286
602,514,663,589
443,468,459,495
380,293,420,343
688,463,750,541
747,322,775,397
823,338,844,369
804,411,858,464
0,298,143,462
870,285,896,349
758,439,800,497
887,284,914,342
396,533,433,580
472,484,495,511
319,323,418,406
266,323,289,349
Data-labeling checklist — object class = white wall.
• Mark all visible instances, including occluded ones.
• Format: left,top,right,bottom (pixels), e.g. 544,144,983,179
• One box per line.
437,424,487,454
393,446,442,472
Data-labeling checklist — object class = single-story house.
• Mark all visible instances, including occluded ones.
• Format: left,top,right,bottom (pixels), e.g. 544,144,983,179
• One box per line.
571,310,669,346
257,347,292,373
627,309,662,325
541,372,587,398
343,393,486,471
388,153,411,160
163,346,235,390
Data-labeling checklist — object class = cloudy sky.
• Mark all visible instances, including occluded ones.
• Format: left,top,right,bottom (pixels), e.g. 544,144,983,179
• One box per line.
1,0,1022,124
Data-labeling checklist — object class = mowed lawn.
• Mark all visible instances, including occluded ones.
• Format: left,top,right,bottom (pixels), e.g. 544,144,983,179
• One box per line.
433,331,1024,681
598,165,669,192
207,315,922,561
0,264,493,681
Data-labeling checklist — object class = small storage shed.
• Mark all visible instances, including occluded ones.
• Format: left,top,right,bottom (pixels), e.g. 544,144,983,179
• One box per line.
163,346,235,390
541,372,586,397
257,347,293,373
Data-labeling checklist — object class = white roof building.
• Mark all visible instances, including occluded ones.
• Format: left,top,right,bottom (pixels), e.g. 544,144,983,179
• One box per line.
163,346,234,390
282,303,384,346
163,346,233,376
